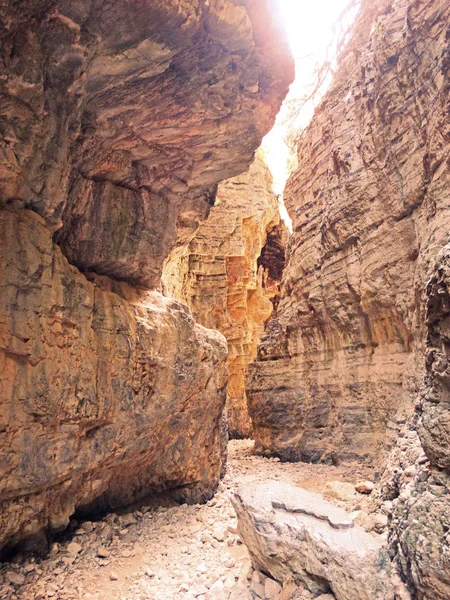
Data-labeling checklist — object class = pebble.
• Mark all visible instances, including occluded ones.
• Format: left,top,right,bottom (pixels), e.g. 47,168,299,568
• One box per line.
6,572,25,586
97,546,110,558
265,577,282,599
355,480,374,494
67,542,83,556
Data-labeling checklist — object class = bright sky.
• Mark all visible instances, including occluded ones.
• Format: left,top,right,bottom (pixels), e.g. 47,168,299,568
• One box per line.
263,0,359,199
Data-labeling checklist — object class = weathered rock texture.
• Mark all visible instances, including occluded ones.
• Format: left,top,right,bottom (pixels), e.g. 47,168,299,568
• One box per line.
388,247,450,600
233,481,399,600
1,0,293,288
163,156,287,438
0,0,293,552
0,208,228,553
247,0,450,465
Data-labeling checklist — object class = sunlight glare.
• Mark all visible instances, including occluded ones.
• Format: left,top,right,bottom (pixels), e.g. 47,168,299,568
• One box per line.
264,0,359,202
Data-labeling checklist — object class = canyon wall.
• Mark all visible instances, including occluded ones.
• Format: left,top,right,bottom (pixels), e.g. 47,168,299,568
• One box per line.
163,156,287,438
0,0,293,552
248,0,450,466
388,248,450,599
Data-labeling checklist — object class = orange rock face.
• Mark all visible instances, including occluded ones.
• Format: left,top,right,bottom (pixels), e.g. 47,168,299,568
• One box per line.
0,208,228,552
163,157,287,438
0,0,293,552
248,0,450,464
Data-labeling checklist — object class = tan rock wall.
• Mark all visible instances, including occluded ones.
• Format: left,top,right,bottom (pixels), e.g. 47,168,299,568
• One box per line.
0,0,293,552
248,0,450,464
0,208,228,553
163,157,287,437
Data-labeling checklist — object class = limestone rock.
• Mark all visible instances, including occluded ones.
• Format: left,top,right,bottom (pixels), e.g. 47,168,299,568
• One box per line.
0,0,293,554
247,0,450,464
355,481,374,495
232,481,395,600
0,209,227,553
1,0,294,289
323,482,356,504
163,156,287,437
388,247,450,600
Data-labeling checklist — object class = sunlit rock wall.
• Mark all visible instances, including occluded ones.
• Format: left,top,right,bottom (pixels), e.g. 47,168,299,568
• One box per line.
248,0,450,464
0,0,293,552
163,156,287,438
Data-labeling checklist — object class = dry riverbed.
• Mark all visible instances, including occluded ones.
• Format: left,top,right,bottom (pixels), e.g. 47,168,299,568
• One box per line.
0,441,377,600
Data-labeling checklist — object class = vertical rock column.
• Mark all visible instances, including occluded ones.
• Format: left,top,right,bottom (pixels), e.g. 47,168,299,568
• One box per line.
389,247,450,600
163,156,287,438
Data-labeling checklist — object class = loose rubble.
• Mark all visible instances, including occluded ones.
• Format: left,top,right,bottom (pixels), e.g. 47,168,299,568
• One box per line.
0,441,387,600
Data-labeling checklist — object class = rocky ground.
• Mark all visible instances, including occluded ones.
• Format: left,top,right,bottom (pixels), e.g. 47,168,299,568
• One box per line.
0,441,381,600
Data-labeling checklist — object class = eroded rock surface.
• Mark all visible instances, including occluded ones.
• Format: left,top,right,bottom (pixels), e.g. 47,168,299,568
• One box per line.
247,0,450,464
388,246,450,600
1,0,293,288
0,0,293,553
163,156,287,438
232,481,396,600
0,209,228,553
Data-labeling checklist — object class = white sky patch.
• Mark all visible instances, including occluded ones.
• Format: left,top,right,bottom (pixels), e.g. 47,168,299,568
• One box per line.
263,0,359,201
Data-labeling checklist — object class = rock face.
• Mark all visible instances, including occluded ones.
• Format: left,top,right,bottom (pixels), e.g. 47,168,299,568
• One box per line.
389,246,450,600
247,0,450,464
0,208,228,553
163,156,287,438
0,0,293,552
232,481,397,600
1,0,293,288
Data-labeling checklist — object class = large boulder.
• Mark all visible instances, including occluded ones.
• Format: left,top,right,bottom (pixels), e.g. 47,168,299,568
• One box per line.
0,208,228,553
232,481,399,600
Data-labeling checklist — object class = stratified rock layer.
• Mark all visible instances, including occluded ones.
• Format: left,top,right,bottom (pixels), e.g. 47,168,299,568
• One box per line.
1,0,293,288
247,0,450,464
233,481,397,600
0,208,228,553
163,157,287,438
389,246,450,600
0,0,293,552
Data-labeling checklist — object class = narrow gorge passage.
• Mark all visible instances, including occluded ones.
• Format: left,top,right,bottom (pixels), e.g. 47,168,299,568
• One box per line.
0,441,375,600
1,0,450,599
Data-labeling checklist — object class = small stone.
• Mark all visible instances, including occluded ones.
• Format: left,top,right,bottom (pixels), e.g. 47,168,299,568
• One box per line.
212,527,227,542
120,514,137,526
265,577,282,599
145,567,155,577
121,549,132,558
355,481,374,494
110,572,119,581
229,584,252,600
67,542,83,556
223,573,236,589
24,564,36,573
6,572,25,586
323,481,356,502
97,546,110,558
197,563,208,574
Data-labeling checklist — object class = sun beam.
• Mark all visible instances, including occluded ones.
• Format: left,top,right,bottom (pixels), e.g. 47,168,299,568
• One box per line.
263,0,360,200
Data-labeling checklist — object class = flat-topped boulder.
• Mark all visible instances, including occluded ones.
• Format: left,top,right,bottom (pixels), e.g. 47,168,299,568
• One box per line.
232,481,401,600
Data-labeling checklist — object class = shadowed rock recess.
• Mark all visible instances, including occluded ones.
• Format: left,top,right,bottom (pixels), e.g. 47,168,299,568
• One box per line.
247,0,450,466
0,0,293,553
163,155,287,438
